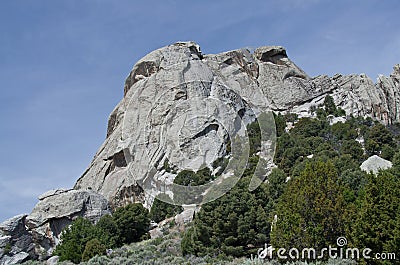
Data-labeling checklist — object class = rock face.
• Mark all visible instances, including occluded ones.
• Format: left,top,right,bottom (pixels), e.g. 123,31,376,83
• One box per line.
74,41,400,209
0,215,33,264
0,190,110,264
1,41,399,263
360,155,393,175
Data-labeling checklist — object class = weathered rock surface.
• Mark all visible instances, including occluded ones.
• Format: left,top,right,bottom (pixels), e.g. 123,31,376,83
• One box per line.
0,190,110,264
45,255,59,265
2,41,400,263
360,155,393,175
1,252,29,265
74,41,400,209
0,215,33,264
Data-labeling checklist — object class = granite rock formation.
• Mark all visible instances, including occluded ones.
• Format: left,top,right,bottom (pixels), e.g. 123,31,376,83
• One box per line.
1,41,399,263
0,190,110,263
75,41,400,208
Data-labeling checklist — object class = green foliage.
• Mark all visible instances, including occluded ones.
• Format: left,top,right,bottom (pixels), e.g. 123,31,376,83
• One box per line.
324,95,337,115
271,160,347,252
113,203,150,244
381,144,395,161
331,122,358,142
317,95,346,118
182,157,288,258
365,123,395,156
54,203,150,263
4,243,11,255
339,140,364,162
173,167,213,186
278,147,307,174
150,194,183,223
339,168,368,202
182,176,273,257
274,132,296,165
81,238,106,262
274,113,286,137
95,214,119,248
332,154,359,175
246,120,261,156
350,171,400,264
290,117,329,138
54,217,98,263
212,156,229,176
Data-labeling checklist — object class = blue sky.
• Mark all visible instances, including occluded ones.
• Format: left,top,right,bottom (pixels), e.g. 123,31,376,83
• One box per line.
0,0,399,222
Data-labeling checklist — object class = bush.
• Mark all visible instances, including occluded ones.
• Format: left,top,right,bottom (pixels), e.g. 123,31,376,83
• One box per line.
95,214,119,248
271,160,347,252
54,217,97,263
150,194,183,223
82,238,106,262
113,203,150,244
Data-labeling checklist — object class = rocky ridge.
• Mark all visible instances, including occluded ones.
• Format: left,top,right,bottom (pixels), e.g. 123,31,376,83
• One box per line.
1,41,399,264
75,41,400,208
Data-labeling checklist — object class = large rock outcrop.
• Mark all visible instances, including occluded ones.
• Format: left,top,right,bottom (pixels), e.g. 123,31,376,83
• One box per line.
1,41,399,263
74,41,400,209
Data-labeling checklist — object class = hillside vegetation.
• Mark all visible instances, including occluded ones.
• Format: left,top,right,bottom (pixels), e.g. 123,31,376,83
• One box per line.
24,96,399,264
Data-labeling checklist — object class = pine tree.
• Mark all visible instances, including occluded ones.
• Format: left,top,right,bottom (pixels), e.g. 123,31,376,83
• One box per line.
271,160,347,251
113,203,150,244
351,171,400,264
54,217,97,263
81,238,106,262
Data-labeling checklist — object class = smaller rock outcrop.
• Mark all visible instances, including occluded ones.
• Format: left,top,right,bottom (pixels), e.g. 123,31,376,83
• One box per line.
0,214,33,264
0,190,111,264
360,155,393,175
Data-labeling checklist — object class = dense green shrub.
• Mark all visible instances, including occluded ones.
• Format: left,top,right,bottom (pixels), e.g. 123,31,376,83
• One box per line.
150,194,183,223
54,203,150,263
271,161,347,253
81,238,106,262
350,171,400,264
95,214,119,248
54,217,98,263
113,203,150,244
182,164,287,257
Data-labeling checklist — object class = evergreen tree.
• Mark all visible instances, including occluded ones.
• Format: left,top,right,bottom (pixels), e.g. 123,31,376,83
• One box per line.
366,124,395,156
81,238,106,262
271,161,347,252
182,171,286,257
95,214,119,248
113,203,150,244
324,95,337,116
54,217,97,264
351,171,400,264
340,140,364,162
150,194,183,223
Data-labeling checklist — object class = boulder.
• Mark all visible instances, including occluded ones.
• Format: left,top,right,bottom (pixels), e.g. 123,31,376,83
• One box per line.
26,189,111,258
0,214,34,263
360,155,393,175
0,190,111,263
38,188,72,201
1,252,29,264
46,255,59,265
